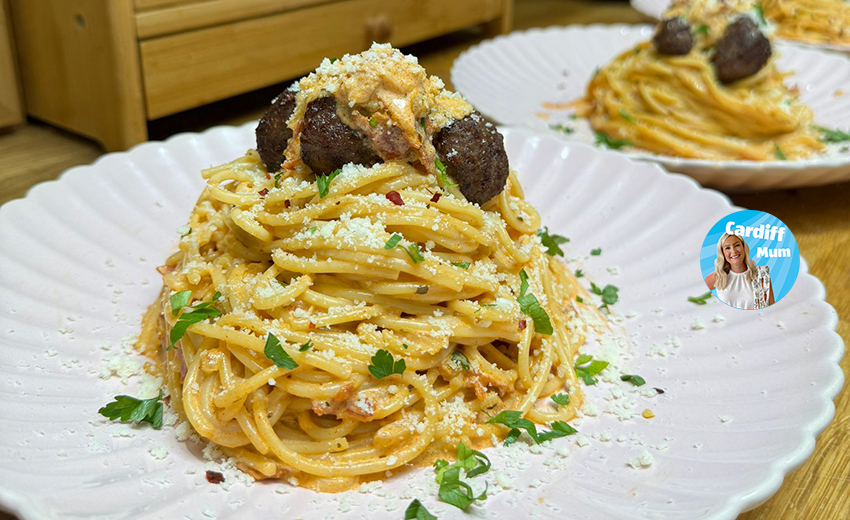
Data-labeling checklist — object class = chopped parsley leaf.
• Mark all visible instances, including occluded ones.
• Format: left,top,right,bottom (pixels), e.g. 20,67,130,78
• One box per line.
537,227,570,256
264,333,298,370
169,291,192,316
549,123,575,134
404,499,437,520
298,340,313,352
594,131,632,149
754,3,767,25
438,465,487,510
575,354,609,385
590,282,619,305
516,270,553,335
620,374,646,386
590,248,602,256
369,118,378,127
168,292,222,350
385,233,403,249
316,168,341,198
403,243,425,264
452,261,471,269
619,109,636,123
575,295,584,303
575,269,584,278
814,126,850,143
537,420,578,442
273,172,282,188
551,393,570,406
688,291,712,305
774,144,787,161
98,391,163,429
487,410,577,445
694,24,709,36
368,349,405,379
451,350,471,371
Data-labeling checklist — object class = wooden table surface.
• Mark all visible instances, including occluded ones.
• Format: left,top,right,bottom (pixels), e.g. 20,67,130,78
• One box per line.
0,1,846,519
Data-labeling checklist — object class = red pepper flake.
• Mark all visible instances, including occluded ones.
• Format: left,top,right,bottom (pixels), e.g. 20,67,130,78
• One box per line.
205,471,225,484
308,322,317,330
258,188,269,197
162,395,171,405
654,388,665,395
430,192,442,203
284,199,291,208
518,320,527,330
265,171,271,180
385,191,404,206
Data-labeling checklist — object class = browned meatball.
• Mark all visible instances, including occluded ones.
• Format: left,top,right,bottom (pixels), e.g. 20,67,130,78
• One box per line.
433,113,509,205
712,17,771,84
653,17,694,55
256,89,296,172
300,97,380,174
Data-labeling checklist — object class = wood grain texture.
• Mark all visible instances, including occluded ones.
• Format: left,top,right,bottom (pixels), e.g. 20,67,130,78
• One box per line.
139,0,506,119
135,0,336,39
0,0,24,128
0,1,846,519
9,0,148,150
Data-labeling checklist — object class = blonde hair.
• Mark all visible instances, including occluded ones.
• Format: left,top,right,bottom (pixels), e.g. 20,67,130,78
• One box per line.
714,233,757,290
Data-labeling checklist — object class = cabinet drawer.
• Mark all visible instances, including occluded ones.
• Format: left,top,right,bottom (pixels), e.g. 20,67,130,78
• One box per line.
140,0,504,119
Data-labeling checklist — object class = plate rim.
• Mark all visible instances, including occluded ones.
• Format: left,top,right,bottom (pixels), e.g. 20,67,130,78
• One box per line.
0,123,844,520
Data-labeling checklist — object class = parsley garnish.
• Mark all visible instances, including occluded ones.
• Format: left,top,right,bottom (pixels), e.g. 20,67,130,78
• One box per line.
316,168,341,198
434,442,490,510
551,393,570,406
814,126,850,143
694,24,709,36
403,243,425,264
549,123,575,134
369,118,378,127
451,350,470,371
516,270,553,335
594,131,632,149
299,340,313,352
435,158,457,187
620,374,646,386
385,233,424,263
619,109,636,123
264,333,298,370
452,261,471,269
774,144,786,161
486,410,577,445
537,227,569,256
590,248,602,256
273,172,282,189
688,291,712,305
98,391,163,429
308,226,317,233
575,354,609,385
169,291,222,350
368,349,406,379
576,295,584,303
575,269,584,278
169,291,192,316
329,57,337,63
385,233,403,249
405,499,437,520
754,3,767,25
590,282,619,305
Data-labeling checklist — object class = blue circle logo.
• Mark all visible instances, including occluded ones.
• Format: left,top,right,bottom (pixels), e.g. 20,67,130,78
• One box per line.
700,210,800,310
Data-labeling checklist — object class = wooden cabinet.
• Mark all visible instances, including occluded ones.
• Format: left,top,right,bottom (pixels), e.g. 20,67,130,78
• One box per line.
9,0,512,151
0,0,24,129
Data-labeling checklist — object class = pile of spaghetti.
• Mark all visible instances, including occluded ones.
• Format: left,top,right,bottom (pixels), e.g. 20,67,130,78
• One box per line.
137,44,594,491
574,3,824,161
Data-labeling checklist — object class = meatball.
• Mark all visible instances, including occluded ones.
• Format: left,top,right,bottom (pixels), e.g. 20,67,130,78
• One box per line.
653,17,694,56
433,113,509,205
256,89,296,172
712,17,771,84
300,97,380,174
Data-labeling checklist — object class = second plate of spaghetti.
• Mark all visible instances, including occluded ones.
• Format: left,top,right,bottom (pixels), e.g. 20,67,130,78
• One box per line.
451,24,850,190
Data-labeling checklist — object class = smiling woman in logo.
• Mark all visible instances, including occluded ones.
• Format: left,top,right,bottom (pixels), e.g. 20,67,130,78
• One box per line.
704,233,774,309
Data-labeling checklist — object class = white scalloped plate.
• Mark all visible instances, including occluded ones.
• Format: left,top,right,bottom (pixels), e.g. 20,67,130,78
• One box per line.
451,25,850,190
630,0,850,53
0,124,842,520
